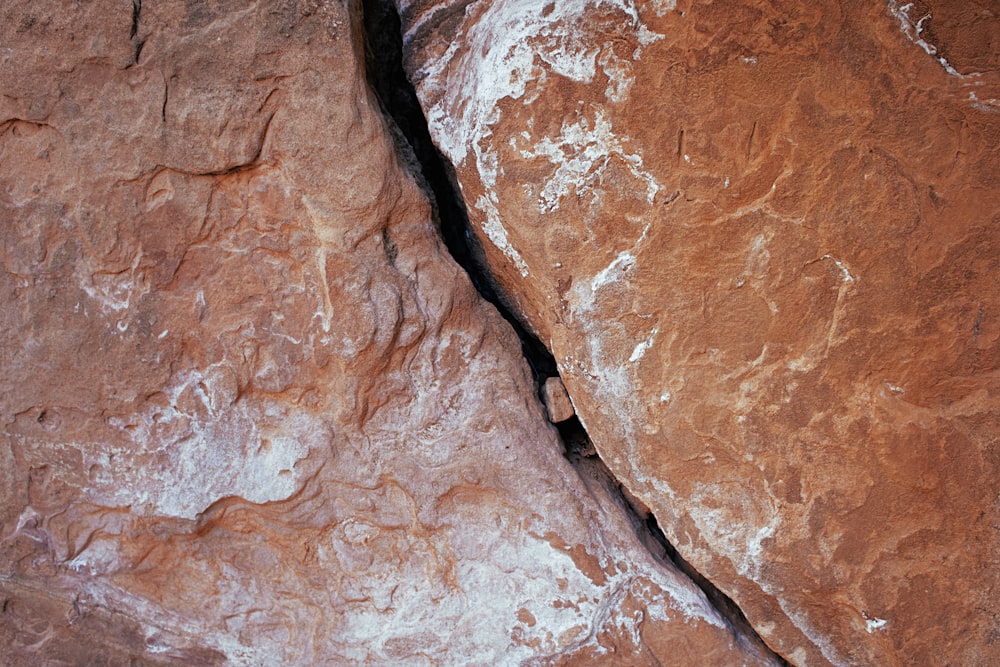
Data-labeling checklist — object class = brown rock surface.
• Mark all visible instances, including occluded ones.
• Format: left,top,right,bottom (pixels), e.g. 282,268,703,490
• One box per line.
0,0,780,664
543,376,576,423
399,0,1000,664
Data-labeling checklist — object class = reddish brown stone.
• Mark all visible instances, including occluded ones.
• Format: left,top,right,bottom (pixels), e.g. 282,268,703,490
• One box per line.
0,0,777,664
543,376,576,423
399,0,1000,664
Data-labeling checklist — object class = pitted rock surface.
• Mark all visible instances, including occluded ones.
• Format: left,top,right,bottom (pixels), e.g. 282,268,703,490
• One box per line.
398,0,1000,664
0,1,779,664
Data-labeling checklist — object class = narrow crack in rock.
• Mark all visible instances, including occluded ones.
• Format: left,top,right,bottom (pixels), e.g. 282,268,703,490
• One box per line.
361,2,792,664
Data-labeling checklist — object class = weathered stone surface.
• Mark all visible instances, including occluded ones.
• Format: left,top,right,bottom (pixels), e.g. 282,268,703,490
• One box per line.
543,376,576,423
399,0,1000,664
0,0,782,664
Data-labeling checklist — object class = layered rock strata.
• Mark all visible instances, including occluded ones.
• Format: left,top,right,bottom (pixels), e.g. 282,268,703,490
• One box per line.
1,0,780,663
397,0,1000,664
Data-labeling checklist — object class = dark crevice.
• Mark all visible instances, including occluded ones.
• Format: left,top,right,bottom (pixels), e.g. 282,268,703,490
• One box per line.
360,2,790,665
361,0,555,381
161,79,168,123
557,415,792,665
130,0,141,39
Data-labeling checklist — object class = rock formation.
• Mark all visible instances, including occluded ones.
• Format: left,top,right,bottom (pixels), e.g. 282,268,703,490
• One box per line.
0,0,784,664
397,0,1000,664
3,0,998,664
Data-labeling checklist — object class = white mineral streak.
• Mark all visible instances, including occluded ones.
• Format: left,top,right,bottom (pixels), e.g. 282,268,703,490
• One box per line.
519,109,662,213
477,192,531,276
411,0,664,274
591,250,636,290
866,617,889,633
650,0,677,16
629,327,658,362
887,0,975,78
78,252,148,317
90,367,318,519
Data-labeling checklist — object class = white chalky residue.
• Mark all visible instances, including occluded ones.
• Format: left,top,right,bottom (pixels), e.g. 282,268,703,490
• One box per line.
568,291,636,435
591,251,635,291
776,596,851,667
887,1,976,78
866,617,888,633
477,194,531,277
650,0,677,16
746,234,771,275
88,367,316,519
968,92,1000,113
629,327,658,362
636,24,665,46
520,109,662,214
679,484,862,662
78,253,148,317
598,49,634,102
563,220,660,438
416,0,603,168
321,509,726,663
67,537,119,576
687,483,781,579
822,254,856,282
414,0,666,273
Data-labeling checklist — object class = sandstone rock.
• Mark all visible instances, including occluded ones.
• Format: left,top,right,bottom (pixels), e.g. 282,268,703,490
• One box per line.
399,0,1000,664
0,0,779,664
543,376,576,423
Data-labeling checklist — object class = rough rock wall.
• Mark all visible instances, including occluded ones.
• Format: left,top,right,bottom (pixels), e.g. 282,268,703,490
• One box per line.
397,0,1000,664
0,1,781,664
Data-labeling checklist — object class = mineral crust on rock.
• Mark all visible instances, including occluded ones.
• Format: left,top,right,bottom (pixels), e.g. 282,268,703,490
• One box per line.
0,1,781,664
398,0,1000,664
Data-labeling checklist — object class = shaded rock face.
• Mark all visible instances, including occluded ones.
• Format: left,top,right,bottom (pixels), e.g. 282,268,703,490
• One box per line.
397,0,1000,664
0,1,783,664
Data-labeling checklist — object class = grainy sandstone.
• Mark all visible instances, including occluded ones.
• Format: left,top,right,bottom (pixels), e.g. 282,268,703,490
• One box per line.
398,0,1000,664
0,1,778,664
543,377,576,423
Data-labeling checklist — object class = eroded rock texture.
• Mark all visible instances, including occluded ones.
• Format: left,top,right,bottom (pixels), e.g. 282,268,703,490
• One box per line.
398,0,1000,664
0,1,779,664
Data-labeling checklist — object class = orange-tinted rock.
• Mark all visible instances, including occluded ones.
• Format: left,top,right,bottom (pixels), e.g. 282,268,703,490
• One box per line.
0,1,778,664
399,0,1000,664
543,376,576,423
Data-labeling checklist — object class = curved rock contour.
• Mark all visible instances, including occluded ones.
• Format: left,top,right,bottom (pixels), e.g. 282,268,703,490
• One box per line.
398,0,1000,664
1,0,780,663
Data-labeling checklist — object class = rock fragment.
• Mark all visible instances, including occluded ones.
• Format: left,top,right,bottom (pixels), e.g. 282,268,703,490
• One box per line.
542,376,576,423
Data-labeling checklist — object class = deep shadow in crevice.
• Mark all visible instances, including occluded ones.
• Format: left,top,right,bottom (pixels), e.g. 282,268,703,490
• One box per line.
360,2,790,664
555,416,792,665
361,0,555,382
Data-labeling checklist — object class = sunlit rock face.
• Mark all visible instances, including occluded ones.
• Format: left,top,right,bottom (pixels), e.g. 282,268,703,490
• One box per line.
0,1,781,664
397,0,1000,664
